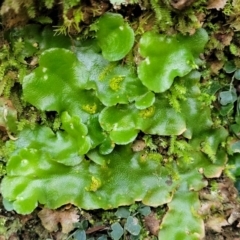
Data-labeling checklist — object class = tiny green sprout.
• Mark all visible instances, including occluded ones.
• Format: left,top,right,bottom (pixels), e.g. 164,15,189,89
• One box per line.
53,116,61,131
142,135,158,150
0,164,6,177
201,142,216,162
224,164,236,181
147,152,162,162
210,180,218,192
187,60,199,69
0,217,6,227
0,217,7,236
129,203,139,213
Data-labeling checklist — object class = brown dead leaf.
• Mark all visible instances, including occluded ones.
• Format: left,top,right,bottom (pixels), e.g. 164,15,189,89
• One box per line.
206,216,229,232
199,201,223,216
38,208,79,234
210,61,224,75
38,209,59,232
217,32,234,46
207,0,227,10
228,209,240,224
1,8,29,29
86,225,107,234
218,179,238,203
20,214,33,225
170,0,195,10
144,212,160,236
199,202,211,216
8,234,19,240
196,12,206,23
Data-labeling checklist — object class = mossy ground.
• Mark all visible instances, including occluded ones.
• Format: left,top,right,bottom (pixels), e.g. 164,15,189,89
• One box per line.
1,0,240,239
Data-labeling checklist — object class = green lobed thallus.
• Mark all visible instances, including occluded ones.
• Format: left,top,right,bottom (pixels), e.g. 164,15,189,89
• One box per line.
1,13,228,240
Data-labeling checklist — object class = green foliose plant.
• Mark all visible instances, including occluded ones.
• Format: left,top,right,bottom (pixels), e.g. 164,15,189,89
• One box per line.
1,12,229,239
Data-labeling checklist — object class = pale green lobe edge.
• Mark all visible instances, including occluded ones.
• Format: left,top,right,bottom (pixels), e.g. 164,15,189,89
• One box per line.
1,131,227,215
97,13,135,61
158,191,205,240
99,98,187,145
135,91,155,109
1,145,177,214
23,48,101,123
